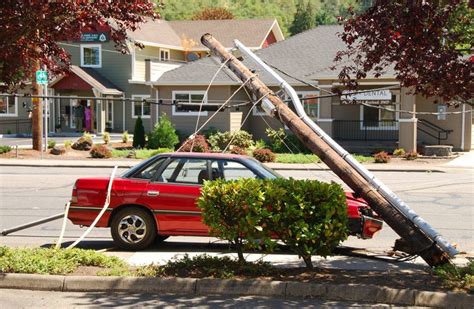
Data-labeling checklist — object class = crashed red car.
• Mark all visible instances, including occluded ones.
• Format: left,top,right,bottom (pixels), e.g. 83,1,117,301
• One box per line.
69,152,383,250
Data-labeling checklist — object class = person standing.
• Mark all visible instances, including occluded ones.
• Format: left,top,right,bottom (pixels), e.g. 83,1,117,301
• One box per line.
84,106,91,132
73,101,84,132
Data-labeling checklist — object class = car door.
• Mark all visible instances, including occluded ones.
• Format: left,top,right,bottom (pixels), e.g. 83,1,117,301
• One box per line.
141,157,209,235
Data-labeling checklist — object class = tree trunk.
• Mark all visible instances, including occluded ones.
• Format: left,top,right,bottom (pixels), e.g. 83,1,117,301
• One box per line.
201,33,450,267
302,255,313,269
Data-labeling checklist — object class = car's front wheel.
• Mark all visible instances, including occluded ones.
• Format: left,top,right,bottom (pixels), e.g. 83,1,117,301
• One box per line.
110,207,156,250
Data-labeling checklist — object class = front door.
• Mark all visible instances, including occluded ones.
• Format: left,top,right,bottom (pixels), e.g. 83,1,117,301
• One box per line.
141,157,209,235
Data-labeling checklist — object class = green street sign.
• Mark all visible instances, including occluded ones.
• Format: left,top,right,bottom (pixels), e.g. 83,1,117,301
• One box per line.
36,70,48,85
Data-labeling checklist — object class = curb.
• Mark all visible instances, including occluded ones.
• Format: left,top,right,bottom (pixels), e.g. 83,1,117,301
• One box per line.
0,161,445,173
0,274,471,308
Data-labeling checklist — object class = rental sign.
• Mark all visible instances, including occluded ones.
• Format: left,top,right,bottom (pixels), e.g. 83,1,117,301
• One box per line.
341,89,392,105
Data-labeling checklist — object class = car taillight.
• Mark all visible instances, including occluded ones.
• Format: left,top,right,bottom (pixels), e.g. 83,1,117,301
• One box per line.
361,215,383,239
71,182,78,204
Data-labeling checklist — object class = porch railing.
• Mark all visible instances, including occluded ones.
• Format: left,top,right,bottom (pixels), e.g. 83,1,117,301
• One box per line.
333,120,398,141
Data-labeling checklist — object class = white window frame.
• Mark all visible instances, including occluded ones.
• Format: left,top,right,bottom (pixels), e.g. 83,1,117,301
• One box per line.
0,94,18,117
359,103,400,130
106,98,114,130
70,96,78,128
297,91,320,120
160,48,170,61
132,94,151,119
80,44,102,68
172,91,208,116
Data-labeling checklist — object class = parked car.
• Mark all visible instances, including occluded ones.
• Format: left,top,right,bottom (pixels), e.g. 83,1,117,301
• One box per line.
68,152,383,250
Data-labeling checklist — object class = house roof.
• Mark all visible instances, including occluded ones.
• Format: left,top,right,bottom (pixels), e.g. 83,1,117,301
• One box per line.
128,18,282,50
50,65,122,95
154,25,397,86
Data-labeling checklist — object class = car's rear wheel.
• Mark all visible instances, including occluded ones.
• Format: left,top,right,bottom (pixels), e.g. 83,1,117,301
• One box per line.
111,207,156,250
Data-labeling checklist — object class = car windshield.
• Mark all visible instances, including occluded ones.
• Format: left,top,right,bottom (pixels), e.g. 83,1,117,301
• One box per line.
244,157,282,179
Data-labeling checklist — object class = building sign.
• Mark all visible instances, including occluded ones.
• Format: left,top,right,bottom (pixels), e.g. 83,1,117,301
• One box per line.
80,32,109,42
35,70,48,85
341,89,392,105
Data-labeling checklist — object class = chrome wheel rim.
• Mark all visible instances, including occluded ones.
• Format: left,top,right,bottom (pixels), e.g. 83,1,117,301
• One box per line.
118,215,147,244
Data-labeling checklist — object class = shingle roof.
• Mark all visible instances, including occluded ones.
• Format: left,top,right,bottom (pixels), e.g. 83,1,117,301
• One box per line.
155,25,396,85
168,19,277,49
127,18,279,49
127,19,182,47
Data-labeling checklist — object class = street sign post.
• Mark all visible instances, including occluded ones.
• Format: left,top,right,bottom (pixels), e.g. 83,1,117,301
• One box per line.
36,70,49,154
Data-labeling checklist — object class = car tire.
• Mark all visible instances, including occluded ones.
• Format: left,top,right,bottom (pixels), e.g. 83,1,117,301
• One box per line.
110,207,157,250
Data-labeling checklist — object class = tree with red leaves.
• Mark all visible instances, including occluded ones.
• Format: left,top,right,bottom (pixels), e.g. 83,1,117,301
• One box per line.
191,7,235,20
0,0,158,88
335,0,473,105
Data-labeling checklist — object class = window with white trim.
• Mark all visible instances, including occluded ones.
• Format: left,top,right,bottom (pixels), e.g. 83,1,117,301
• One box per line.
252,91,319,117
80,44,101,68
160,49,170,61
172,91,208,116
132,95,151,118
0,95,17,117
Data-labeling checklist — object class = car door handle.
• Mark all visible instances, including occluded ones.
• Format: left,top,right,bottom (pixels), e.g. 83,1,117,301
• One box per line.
147,191,160,196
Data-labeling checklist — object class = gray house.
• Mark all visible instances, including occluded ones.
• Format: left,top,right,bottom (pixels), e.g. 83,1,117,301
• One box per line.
150,25,472,152
0,18,284,135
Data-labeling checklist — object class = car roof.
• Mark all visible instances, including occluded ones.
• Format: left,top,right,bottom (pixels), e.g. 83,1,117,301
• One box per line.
160,152,252,160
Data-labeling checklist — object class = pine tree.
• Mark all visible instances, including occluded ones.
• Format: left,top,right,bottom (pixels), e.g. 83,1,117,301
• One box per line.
289,0,315,36
133,116,146,149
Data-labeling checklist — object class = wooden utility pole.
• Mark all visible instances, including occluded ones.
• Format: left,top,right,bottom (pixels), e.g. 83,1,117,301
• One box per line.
201,33,450,266
31,60,43,151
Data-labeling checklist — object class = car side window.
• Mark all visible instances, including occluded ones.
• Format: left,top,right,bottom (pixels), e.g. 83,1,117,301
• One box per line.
220,160,257,180
158,158,209,185
131,158,165,180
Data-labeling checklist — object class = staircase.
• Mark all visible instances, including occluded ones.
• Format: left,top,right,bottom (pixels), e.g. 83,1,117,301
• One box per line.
417,119,452,145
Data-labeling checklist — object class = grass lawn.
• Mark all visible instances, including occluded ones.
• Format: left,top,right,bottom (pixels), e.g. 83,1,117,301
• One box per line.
275,153,373,164
111,148,172,159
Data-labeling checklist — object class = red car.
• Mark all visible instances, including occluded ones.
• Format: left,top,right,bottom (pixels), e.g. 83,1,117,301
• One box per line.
69,153,383,250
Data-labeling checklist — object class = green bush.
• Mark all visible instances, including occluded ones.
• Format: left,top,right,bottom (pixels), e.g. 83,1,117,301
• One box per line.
122,131,129,143
198,178,272,263
434,260,473,291
393,148,406,156
374,151,391,163
147,114,179,149
262,178,348,268
199,178,349,268
133,116,146,149
90,144,112,159
0,145,12,154
102,132,110,144
265,128,308,153
229,146,247,155
64,140,73,149
47,139,56,149
178,134,210,152
202,126,219,139
208,130,254,151
0,246,127,275
252,148,276,162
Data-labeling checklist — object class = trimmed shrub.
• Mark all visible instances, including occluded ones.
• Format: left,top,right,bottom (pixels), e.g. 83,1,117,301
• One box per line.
47,139,56,149
102,132,110,144
208,130,254,151
373,151,391,163
122,131,129,143
147,114,179,149
72,135,93,151
202,126,219,139
198,178,272,263
178,134,209,152
90,144,112,159
265,128,308,153
393,148,406,157
133,116,146,149
262,178,348,268
0,145,12,154
253,148,276,163
198,178,349,268
405,151,418,160
64,140,73,149
230,146,247,155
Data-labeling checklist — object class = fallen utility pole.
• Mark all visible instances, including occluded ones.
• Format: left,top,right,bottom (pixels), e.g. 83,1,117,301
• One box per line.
201,33,451,267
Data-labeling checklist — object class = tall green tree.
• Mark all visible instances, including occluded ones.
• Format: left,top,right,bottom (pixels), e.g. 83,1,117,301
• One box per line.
133,116,146,149
289,0,315,35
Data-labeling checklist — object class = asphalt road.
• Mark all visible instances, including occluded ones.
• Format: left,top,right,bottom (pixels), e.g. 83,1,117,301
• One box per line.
0,166,472,255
